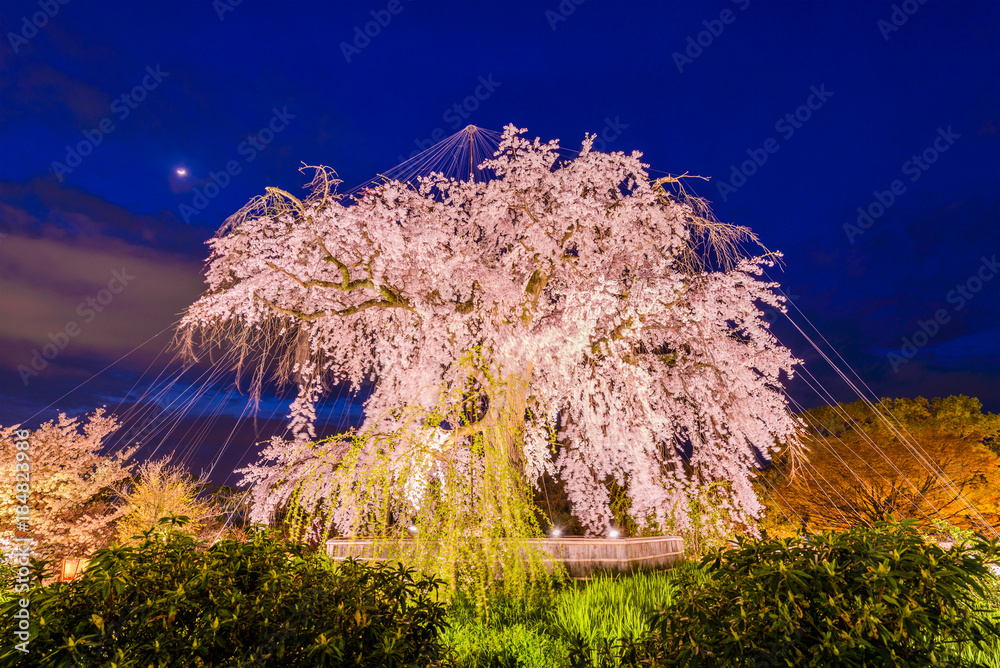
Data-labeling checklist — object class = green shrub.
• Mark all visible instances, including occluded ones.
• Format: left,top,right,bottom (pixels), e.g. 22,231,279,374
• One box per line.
926,520,1000,668
0,517,449,667
605,521,1000,667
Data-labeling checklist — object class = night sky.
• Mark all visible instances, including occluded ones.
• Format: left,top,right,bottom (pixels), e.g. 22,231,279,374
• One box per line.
1,0,997,486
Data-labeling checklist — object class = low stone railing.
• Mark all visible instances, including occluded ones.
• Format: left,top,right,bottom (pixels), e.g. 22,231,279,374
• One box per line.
325,535,684,579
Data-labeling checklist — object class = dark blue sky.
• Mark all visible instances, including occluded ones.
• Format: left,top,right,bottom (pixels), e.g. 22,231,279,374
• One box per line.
0,0,997,484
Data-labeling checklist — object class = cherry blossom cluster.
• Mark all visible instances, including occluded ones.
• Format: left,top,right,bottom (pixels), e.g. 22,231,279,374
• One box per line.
182,125,800,536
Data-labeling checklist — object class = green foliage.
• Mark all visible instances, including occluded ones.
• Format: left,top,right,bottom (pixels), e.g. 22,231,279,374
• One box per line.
607,521,1000,667
800,395,999,440
0,517,449,667
554,570,678,665
928,520,1000,668
0,559,17,604
677,482,738,557
440,619,570,668
282,356,559,610
440,568,690,668
438,585,570,667
930,518,986,548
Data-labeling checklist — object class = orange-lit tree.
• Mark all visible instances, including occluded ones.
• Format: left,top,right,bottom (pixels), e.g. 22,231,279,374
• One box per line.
763,396,1000,532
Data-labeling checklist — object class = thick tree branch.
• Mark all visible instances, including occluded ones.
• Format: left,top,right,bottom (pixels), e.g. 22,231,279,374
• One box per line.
253,292,408,321
265,262,351,290
264,259,413,312
590,317,634,356
253,294,328,322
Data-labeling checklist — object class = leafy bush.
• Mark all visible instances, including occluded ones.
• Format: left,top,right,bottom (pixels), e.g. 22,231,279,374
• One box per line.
604,521,1000,667
0,518,449,667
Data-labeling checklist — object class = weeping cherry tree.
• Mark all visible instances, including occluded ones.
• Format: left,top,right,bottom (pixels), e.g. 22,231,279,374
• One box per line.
179,125,800,593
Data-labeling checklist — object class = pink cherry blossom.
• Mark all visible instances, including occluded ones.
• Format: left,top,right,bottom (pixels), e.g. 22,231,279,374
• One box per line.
180,125,800,538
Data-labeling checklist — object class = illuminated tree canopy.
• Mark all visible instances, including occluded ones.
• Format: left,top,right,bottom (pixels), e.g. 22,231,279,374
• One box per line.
180,125,800,547
765,395,1000,532
0,410,136,562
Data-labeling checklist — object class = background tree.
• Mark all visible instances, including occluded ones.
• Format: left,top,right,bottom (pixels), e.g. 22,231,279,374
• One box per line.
180,126,800,591
761,395,1000,532
114,458,217,544
0,409,136,562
